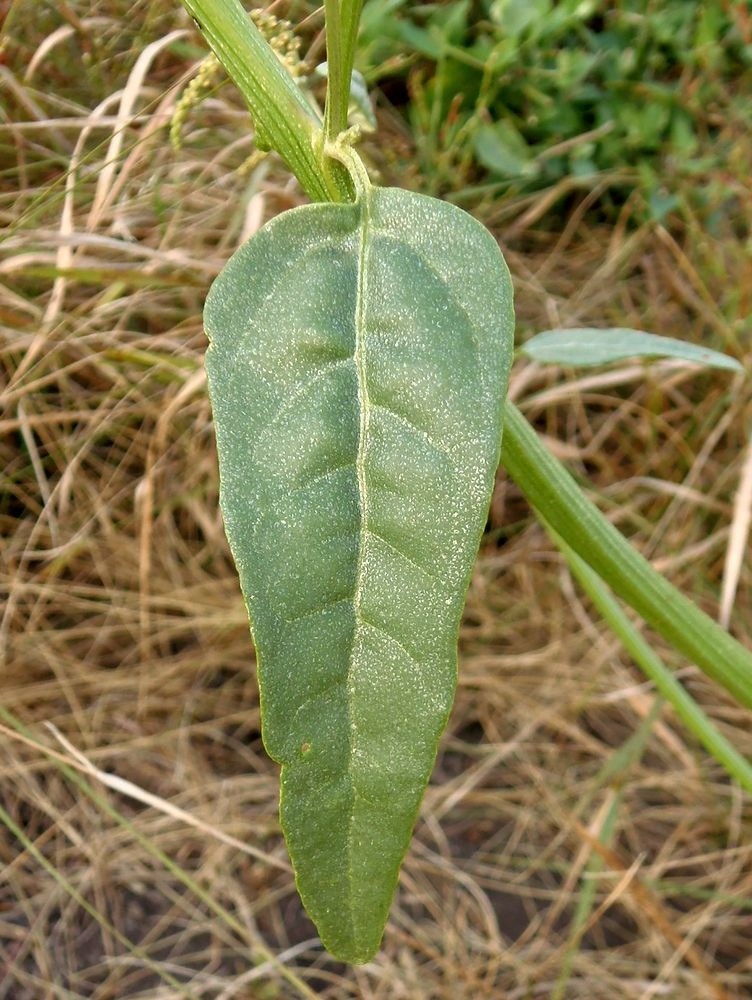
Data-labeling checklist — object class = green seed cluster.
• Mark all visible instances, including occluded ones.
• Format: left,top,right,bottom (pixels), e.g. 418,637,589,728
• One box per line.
251,9,306,80
170,52,223,150
170,9,306,150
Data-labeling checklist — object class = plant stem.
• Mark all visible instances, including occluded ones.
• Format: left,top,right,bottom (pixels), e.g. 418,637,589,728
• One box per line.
180,0,351,202
551,532,752,793
323,0,365,142
501,401,752,712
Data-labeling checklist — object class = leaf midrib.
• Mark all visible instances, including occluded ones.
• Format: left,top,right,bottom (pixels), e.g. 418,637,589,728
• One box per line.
347,189,373,947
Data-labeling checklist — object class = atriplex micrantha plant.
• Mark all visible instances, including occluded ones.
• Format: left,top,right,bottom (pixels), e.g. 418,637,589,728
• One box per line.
181,0,751,965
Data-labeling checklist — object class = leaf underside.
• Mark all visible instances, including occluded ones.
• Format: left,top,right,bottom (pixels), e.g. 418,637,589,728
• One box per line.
204,187,514,963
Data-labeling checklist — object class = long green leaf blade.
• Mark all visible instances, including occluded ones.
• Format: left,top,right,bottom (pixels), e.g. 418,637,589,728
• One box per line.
521,327,742,371
204,188,514,963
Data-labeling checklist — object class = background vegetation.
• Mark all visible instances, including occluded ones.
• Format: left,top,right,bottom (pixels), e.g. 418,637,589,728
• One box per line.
359,0,752,217
1,1,751,997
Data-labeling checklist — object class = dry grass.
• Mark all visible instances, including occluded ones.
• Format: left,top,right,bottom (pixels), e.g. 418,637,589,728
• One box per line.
1,3,751,998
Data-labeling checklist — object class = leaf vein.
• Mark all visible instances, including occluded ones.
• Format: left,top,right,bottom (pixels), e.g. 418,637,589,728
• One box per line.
249,357,351,465
376,234,481,360
365,526,441,584
294,675,349,718
283,596,353,626
371,402,452,461
358,617,422,668
292,461,357,493
347,189,373,935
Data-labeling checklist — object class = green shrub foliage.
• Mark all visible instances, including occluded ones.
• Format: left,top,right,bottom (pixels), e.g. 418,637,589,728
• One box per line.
359,0,750,215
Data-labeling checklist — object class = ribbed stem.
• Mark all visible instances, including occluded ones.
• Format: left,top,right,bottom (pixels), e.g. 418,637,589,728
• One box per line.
501,401,752,711
323,0,365,142
181,0,351,202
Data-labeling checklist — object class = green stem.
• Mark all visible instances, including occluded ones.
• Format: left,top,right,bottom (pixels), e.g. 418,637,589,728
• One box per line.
501,401,752,711
180,0,350,202
552,533,752,794
323,0,365,142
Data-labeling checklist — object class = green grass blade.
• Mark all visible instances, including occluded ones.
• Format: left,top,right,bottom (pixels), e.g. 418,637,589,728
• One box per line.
0,708,318,1000
0,801,202,1000
553,701,664,999
551,536,752,794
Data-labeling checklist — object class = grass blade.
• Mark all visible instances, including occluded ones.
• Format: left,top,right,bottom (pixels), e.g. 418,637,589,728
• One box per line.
548,530,752,793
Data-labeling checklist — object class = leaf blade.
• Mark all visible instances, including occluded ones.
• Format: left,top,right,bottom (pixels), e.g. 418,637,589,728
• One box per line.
204,188,514,962
521,327,742,371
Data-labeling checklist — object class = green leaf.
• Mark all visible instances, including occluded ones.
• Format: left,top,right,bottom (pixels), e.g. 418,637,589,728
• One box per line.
490,0,552,38
204,187,514,963
474,120,537,179
521,327,742,372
